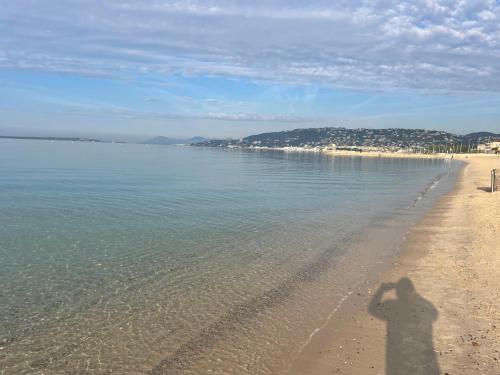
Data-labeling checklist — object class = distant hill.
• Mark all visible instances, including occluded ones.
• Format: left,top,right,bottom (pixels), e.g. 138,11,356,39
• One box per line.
144,136,207,145
188,136,208,144
462,132,500,142
0,135,106,143
193,127,500,149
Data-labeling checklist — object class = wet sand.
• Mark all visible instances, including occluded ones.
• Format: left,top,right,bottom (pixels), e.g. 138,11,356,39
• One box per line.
288,154,500,374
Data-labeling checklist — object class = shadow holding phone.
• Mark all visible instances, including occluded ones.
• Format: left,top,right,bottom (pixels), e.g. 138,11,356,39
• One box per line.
368,277,440,375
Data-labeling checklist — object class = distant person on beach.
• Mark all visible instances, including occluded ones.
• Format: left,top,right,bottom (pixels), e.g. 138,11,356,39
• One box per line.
369,277,440,375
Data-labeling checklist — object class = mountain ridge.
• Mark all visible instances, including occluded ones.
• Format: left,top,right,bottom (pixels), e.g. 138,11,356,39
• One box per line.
193,127,500,149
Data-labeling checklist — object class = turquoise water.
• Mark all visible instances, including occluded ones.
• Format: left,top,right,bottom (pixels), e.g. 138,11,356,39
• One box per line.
0,140,460,374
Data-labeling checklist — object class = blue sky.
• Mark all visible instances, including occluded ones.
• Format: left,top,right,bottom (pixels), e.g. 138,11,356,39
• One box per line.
1,1,500,140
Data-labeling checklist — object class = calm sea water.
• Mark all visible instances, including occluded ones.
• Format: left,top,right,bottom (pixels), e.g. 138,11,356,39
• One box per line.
0,140,460,374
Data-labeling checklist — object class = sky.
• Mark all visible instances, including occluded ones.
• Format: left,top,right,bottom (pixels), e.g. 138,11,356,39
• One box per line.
1,0,500,140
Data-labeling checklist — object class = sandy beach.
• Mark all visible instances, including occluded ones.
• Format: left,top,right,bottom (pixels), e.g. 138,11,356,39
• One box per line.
289,154,500,374
324,150,469,160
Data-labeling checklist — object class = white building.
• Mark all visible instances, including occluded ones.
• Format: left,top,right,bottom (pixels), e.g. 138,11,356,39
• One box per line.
477,141,500,153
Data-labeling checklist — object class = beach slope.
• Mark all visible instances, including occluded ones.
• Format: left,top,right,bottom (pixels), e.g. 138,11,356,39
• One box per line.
289,155,500,374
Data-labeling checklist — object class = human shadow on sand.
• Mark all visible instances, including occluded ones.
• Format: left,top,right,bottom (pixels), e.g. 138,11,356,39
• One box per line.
369,277,440,375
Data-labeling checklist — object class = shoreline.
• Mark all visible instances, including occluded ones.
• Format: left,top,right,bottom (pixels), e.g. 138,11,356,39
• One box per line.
223,145,489,160
324,150,469,159
288,154,500,374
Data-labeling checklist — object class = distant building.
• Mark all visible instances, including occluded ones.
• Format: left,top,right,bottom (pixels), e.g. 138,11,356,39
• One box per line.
477,143,489,152
324,143,337,150
477,141,500,153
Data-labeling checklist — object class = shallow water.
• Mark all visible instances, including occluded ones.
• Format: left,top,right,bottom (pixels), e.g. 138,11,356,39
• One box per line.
0,140,460,374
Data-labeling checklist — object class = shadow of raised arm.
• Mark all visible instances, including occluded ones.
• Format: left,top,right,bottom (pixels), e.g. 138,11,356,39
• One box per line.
368,278,440,375
368,282,395,320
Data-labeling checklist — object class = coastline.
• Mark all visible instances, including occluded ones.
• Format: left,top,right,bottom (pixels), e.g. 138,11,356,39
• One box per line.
288,154,500,374
324,150,467,159
227,145,484,160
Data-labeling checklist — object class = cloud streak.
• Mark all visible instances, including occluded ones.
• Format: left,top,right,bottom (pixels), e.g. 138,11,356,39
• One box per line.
1,0,500,92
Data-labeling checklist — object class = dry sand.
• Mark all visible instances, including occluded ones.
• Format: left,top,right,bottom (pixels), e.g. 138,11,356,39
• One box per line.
288,154,500,375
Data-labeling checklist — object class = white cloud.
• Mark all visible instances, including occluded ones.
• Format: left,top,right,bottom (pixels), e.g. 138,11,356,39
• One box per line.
478,9,496,20
202,112,310,122
1,0,500,91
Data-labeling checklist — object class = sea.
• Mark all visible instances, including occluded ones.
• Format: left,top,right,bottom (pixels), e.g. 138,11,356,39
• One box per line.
0,139,461,374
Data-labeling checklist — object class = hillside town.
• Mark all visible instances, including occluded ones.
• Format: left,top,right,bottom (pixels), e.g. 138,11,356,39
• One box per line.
193,127,500,154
